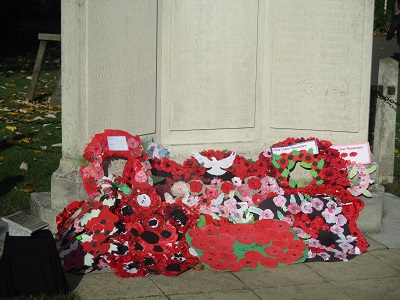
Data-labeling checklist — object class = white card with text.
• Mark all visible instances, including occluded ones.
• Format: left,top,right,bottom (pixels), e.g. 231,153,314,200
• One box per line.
107,136,129,151
331,142,371,164
271,140,319,155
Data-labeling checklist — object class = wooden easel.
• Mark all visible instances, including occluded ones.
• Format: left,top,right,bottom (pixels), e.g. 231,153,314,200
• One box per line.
27,33,61,102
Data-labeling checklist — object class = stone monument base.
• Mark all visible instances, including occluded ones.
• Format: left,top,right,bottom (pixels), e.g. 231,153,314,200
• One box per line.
31,193,59,233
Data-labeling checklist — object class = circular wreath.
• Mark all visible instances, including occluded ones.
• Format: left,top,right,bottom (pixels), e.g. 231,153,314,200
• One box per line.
270,138,350,190
272,149,324,188
80,129,149,199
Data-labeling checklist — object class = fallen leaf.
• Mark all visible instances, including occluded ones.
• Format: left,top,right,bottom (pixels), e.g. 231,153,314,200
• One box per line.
51,143,62,147
45,113,57,118
40,146,47,150
22,137,31,143
5,125,17,131
31,150,42,153
0,156,8,161
21,187,35,193
20,162,29,170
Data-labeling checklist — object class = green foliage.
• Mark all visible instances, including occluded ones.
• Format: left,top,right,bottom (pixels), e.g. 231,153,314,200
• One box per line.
374,0,397,32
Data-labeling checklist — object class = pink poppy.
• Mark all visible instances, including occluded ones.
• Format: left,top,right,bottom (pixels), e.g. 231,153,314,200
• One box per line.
287,202,301,214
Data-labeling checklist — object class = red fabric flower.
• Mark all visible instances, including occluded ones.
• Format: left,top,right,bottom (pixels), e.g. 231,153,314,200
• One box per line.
247,177,262,190
260,257,278,268
220,181,235,194
188,180,203,193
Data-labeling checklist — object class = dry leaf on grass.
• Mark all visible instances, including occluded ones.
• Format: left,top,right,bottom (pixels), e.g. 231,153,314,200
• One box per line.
19,162,29,170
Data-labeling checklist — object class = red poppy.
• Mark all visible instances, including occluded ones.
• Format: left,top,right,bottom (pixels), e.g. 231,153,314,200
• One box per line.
187,228,207,240
218,232,236,245
220,181,235,194
254,219,275,231
191,238,211,250
272,239,291,248
254,232,273,244
335,177,350,187
199,195,212,207
277,155,290,169
205,186,219,198
252,194,266,206
280,249,305,264
260,257,278,268
159,224,179,244
242,253,263,266
272,220,292,232
289,240,307,251
247,177,262,190
236,233,256,245
239,257,259,268
264,245,284,258
188,180,203,193
330,158,347,170
201,224,220,236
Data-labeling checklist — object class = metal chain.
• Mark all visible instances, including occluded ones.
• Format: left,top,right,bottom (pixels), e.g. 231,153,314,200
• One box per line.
371,86,399,111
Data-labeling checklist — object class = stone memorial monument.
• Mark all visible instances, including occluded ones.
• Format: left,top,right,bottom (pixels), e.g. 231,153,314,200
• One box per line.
31,0,375,231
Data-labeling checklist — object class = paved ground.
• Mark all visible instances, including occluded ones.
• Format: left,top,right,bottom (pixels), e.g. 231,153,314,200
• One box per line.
1,193,399,300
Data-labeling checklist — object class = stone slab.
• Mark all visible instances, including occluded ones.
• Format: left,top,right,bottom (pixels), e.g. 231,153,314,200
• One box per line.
270,0,372,139
149,269,247,295
252,282,351,300
332,277,400,300
65,272,165,300
305,252,399,281
357,185,384,234
369,249,400,272
369,193,400,248
30,192,59,232
1,211,48,236
168,290,260,300
232,264,324,288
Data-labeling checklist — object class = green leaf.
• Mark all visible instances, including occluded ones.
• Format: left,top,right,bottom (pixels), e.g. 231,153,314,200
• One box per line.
307,148,314,154
277,211,285,220
300,161,311,169
298,193,305,202
361,188,372,197
288,161,295,170
310,169,318,177
349,165,358,179
316,180,324,185
365,165,377,174
292,150,300,155
289,180,297,188
282,169,290,177
150,175,165,184
290,194,297,203
272,154,281,160
272,160,280,168
317,159,324,169
222,149,228,153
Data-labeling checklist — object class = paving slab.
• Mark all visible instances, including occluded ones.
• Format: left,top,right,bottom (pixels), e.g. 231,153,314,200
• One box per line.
149,268,248,296
369,193,400,248
232,263,325,288
369,248,400,272
65,272,166,300
252,282,351,300
305,252,400,282
332,277,400,300
365,236,387,251
168,290,261,300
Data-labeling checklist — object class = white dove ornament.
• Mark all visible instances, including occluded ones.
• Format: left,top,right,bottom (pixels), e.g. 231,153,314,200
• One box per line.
192,152,236,176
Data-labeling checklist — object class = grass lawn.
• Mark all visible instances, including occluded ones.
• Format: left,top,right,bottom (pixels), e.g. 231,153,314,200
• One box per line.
0,55,62,216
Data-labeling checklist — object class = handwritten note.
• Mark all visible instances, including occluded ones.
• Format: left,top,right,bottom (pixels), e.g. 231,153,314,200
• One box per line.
108,136,129,151
331,142,371,164
271,140,319,155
